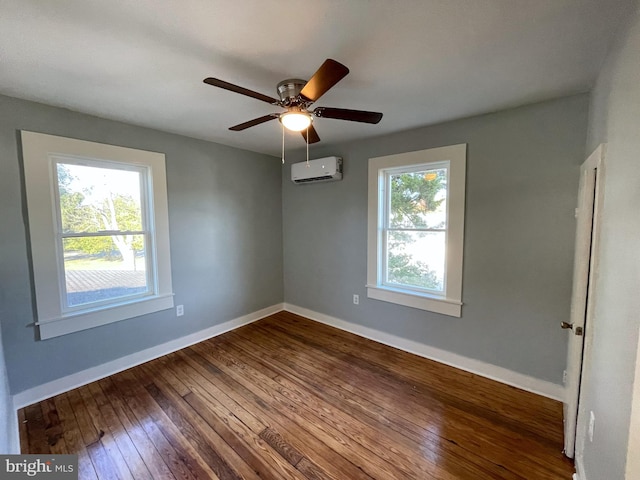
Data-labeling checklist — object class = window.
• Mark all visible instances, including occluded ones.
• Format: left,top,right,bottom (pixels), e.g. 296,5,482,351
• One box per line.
367,144,466,316
21,131,174,339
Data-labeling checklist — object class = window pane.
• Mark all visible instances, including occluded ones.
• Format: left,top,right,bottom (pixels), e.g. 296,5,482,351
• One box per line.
386,231,445,291
63,235,148,307
389,168,447,229
57,163,143,234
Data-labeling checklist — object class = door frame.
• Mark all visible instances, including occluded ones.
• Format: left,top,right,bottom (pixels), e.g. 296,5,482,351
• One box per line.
564,144,606,458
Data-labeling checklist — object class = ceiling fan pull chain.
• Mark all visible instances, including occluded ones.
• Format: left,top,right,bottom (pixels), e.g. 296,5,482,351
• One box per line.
306,128,309,166
282,123,286,164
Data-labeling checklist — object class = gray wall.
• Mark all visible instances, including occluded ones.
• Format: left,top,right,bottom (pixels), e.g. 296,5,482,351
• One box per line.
0,94,283,394
579,2,640,478
283,94,588,384
0,326,18,453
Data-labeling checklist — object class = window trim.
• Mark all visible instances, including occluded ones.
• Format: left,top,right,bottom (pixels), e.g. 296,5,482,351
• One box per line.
367,144,466,317
21,131,174,339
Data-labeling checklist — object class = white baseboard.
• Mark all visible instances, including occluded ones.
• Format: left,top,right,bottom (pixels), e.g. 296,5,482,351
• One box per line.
12,303,284,409
12,301,564,409
284,303,565,401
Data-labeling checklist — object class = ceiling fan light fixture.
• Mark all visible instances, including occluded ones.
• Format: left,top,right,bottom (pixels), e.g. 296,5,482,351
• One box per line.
280,111,312,132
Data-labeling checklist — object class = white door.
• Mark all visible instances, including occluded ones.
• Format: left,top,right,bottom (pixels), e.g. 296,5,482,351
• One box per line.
563,144,605,458
626,329,640,479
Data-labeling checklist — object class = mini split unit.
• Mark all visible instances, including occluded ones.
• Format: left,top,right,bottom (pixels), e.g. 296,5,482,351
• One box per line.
291,156,343,184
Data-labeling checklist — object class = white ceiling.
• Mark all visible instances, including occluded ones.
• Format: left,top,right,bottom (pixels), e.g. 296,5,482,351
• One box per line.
0,0,631,156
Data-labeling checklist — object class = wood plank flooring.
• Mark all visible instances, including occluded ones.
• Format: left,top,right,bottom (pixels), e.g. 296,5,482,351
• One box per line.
19,311,574,479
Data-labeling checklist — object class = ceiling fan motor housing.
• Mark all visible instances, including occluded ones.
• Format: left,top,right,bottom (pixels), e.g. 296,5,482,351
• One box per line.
277,79,307,106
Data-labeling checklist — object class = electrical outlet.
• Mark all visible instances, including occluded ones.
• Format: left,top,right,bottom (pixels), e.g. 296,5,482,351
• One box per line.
588,411,595,442
563,370,568,385
353,294,359,305
176,305,184,317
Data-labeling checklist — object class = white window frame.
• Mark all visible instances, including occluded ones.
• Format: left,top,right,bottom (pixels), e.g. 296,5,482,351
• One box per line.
54,157,156,315
367,144,466,317
21,131,174,339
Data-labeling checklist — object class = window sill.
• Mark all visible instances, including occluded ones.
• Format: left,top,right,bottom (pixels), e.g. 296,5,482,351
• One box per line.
36,293,175,339
366,285,462,317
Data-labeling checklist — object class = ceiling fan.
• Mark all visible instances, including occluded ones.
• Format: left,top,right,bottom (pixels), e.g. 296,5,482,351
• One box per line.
203,59,383,144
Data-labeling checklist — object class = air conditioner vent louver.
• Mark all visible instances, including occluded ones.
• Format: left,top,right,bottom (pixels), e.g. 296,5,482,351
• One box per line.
291,157,342,184
296,175,333,183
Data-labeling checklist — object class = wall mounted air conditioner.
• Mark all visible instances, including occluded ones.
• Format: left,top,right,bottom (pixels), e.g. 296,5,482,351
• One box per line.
291,156,343,184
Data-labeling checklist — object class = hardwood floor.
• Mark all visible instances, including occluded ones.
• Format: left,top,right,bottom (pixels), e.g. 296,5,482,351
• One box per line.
19,311,574,479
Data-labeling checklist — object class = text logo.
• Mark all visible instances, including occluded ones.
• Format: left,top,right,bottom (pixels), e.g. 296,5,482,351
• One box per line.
0,455,77,479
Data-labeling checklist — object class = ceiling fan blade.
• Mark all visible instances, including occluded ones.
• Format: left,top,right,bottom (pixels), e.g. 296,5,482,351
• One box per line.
204,78,280,105
299,59,349,102
229,114,278,131
301,124,321,144
314,107,383,124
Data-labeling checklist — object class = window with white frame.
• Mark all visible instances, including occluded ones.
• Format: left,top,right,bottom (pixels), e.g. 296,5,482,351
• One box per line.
21,131,174,339
367,144,466,316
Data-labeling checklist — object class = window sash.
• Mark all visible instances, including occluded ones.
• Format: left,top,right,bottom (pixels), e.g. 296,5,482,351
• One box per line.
60,230,147,238
52,158,159,312
380,163,450,296
384,227,446,232
381,229,447,295
59,233,155,312
52,157,150,234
